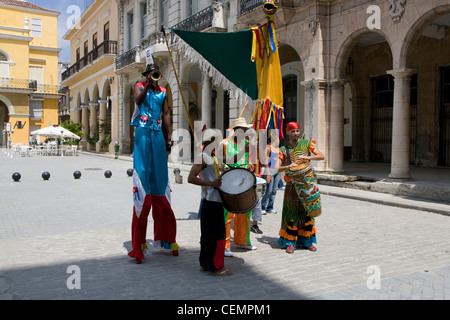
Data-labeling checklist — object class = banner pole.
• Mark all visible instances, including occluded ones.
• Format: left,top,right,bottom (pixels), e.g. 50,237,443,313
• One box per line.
161,26,198,144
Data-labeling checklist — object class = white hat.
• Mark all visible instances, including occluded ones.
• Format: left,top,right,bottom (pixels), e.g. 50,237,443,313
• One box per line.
228,117,252,130
202,128,221,143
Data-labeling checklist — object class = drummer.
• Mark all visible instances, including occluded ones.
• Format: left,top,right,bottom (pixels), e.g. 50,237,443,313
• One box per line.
188,128,232,276
277,122,325,253
221,117,257,257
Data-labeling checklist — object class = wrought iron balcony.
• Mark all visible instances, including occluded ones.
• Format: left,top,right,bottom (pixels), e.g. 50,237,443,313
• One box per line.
0,78,37,92
115,46,139,72
62,40,118,82
173,5,214,31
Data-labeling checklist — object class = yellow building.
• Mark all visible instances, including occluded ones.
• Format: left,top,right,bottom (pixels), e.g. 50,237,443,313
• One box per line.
61,0,119,153
0,0,61,146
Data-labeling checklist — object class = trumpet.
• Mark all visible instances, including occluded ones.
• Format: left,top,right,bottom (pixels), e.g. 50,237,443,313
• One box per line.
150,70,162,82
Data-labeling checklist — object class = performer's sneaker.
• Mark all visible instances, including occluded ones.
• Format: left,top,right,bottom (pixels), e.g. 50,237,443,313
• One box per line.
251,225,263,234
266,210,277,214
237,245,257,250
225,248,233,257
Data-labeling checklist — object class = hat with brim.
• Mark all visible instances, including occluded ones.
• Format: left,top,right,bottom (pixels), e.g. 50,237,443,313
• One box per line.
202,129,221,144
142,64,159,76
228,117,252,130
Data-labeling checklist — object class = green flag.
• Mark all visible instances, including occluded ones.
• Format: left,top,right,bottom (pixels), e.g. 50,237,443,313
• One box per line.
171,28,258,100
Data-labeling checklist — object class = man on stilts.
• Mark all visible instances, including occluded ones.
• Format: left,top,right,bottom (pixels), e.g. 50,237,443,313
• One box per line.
128,63,179,264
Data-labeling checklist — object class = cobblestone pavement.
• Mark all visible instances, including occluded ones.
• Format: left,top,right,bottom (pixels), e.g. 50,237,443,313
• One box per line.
1,151,450,301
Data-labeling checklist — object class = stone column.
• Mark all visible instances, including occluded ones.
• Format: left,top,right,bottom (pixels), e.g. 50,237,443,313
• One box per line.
328,79,346,173
387,68,414,179
97,100,108,152
80,104,89,149
89,102,98,151
110,97,119,153
201,74,212,129
301,79,328,172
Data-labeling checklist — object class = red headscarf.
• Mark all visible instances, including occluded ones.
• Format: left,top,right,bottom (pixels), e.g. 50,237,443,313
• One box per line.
286,122,300,132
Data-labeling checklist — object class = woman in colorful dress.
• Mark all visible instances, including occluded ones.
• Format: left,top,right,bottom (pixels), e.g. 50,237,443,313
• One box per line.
277,122,325,253
128,64,178,264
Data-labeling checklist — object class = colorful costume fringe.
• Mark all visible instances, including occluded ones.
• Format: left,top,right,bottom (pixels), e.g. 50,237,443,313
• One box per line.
128,83,178,263
277,139,322,249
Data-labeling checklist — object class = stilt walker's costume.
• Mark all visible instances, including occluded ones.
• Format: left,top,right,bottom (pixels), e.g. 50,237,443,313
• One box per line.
277,129,322,250
128,78,178,264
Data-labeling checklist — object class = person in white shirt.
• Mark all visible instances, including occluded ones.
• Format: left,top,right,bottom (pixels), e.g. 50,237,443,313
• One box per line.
188,128,232,276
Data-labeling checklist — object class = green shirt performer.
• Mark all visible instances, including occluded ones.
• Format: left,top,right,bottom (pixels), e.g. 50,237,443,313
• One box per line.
277,122,325,253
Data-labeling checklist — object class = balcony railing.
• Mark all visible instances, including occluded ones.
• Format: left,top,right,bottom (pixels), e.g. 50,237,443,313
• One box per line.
62,40,118,81
115,46,138,71
0,78,37,91
240,0,262,15
0,78,60,94
173,5,214,31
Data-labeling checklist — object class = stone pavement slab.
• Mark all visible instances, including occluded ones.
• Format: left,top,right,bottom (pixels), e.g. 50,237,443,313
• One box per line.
1,152,450,301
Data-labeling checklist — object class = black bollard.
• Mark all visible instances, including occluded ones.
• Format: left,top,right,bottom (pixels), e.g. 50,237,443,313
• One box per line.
42,172,50,180
104,170,112,178
12,172,21,182
73,171,82,179
127,169,133,177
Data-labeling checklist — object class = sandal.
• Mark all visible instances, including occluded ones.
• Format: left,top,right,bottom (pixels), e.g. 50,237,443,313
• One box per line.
210,268,232,276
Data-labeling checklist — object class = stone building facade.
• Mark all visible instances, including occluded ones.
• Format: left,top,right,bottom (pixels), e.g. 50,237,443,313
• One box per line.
114,0,450,178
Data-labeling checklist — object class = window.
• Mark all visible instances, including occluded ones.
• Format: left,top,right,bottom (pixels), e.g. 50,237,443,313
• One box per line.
93,33,98,47
104,22,110,42
29,66,44,91
29,99,43,120
128,12,134,49
141,2,148,38
188,0,198,17
84,40,89,56
76,48,80,61
161,0,169,29
30,18,42,37
0,51,9,79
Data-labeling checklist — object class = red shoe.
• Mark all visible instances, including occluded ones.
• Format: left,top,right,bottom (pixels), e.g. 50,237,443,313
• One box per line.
307,245,317,252
286,245,295,254
172,250,179,256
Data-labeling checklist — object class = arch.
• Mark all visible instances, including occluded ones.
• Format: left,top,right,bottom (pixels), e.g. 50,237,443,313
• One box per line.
81,85,89,105
0,95,14,114
99,76,111,100
0,49,10,61
400,5,450,69
334,29,392,80
90,81,99,102
73,89,81,109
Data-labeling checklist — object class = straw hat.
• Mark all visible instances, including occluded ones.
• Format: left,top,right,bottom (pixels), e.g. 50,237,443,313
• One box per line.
202,128,221,143
228,117,252,130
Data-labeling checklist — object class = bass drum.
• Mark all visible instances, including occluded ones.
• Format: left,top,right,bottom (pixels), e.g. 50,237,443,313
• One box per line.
219,167,257,213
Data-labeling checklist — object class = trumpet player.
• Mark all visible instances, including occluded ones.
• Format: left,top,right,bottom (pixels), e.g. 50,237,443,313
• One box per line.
128,63,178,264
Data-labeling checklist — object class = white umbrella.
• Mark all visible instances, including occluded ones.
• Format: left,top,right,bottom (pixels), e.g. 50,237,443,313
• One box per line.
31,125,80,140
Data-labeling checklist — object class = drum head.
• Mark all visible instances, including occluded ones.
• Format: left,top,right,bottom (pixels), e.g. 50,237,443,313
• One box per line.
220,168,255,195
